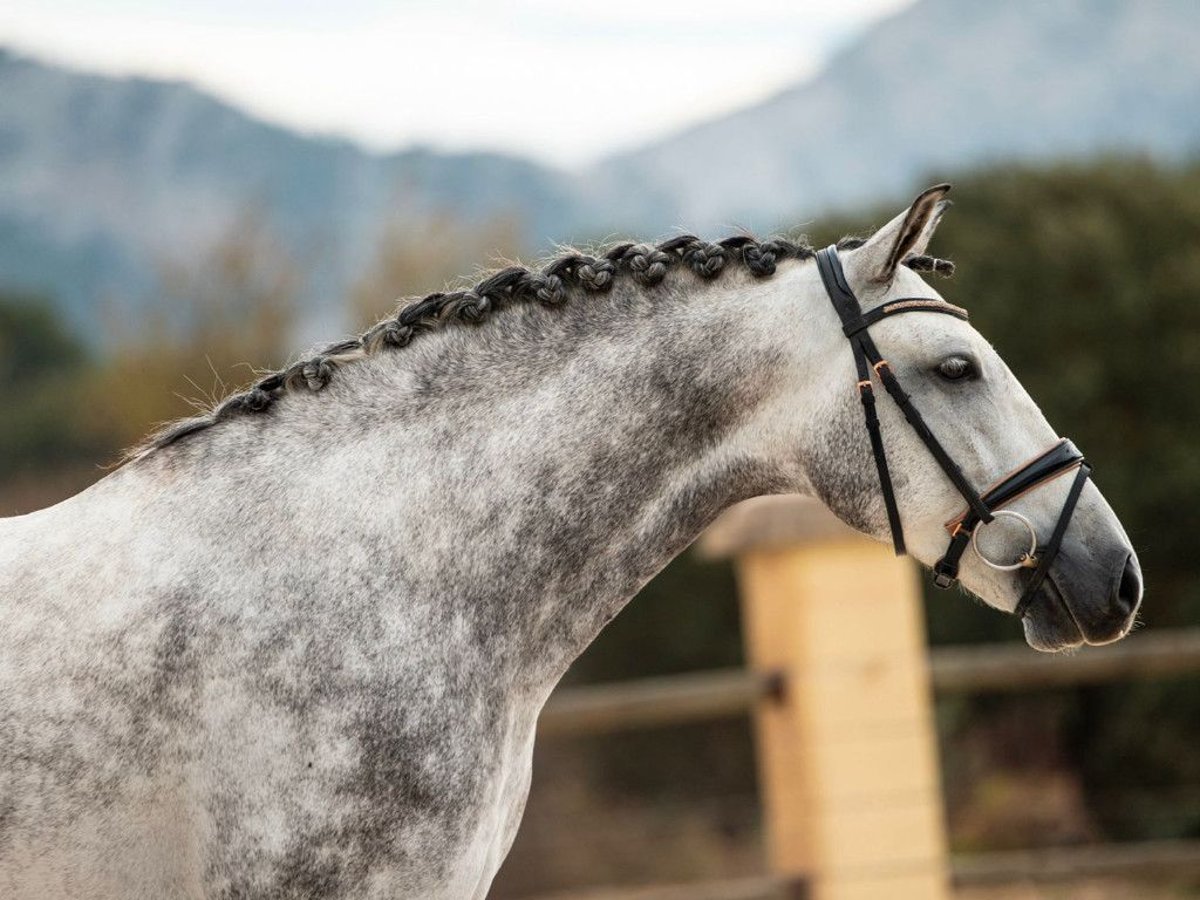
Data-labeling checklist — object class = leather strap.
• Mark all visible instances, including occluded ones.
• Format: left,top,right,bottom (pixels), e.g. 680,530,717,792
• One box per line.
1013,461,1091,619
944,439,1085,533
817,248,906,554
858,367,906,555
932,530,973,589
817,246,991,557
842,299,968,337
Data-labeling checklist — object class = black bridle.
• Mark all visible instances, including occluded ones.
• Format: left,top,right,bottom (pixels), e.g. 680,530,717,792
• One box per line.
815,245,1091,618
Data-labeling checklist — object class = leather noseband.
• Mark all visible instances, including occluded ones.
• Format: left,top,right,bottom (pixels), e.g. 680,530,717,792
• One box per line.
815,245,1091,618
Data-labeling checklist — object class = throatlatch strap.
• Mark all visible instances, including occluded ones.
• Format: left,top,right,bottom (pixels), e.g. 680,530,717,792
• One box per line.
818,247,907,556
1013,462,1092,619
855,341,906,555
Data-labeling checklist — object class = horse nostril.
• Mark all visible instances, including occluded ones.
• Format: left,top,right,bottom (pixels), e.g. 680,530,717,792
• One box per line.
1114,554,1142,617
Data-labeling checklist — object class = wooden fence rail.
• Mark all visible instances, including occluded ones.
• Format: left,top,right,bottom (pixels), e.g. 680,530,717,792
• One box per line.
931,626,1200,692
527,839,1200,899
540,628,1200,737
953,838,1200,885
539,668,774,738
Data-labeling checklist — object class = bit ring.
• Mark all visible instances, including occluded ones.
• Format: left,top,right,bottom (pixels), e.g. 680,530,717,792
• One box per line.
971,510,1039,571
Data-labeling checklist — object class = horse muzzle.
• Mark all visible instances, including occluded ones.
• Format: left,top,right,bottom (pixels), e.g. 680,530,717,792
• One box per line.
1022,548,1142,652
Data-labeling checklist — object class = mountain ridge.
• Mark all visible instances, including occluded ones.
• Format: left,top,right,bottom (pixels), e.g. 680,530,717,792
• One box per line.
0,46,578,336
587,0,1200,233
2,0,1199,341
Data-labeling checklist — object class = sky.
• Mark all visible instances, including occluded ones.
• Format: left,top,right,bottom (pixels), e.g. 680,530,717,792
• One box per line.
0,0,913,168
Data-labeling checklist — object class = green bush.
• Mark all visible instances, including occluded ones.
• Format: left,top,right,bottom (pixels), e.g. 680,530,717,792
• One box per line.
0,292,100,472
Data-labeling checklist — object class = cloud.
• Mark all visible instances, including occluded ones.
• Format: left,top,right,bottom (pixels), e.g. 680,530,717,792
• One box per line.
0,0,912,166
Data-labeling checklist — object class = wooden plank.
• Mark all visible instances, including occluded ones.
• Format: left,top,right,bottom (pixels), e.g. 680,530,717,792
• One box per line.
521,841,1200,898
538,668,774,738
795,731,940,801
525,873,802,900
952,838,1200,884
753,542,926,660
790,662,931,736
737,540,950,900
536,629,1200,739
697,495,860,559
930,627,1200,692
738,545,822,877
817,868,949,900
815,804,946,871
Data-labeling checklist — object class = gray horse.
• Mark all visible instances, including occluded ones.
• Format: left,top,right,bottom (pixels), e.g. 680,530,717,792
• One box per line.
0,187,1140,898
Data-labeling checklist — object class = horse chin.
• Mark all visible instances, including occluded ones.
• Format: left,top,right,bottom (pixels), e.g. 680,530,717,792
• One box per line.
1020,576,1086,653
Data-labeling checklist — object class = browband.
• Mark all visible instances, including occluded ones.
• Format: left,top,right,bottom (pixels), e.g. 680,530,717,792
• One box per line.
815,245,1092,617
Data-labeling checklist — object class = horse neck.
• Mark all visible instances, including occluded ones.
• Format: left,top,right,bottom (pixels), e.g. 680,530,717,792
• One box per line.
121,265,825,691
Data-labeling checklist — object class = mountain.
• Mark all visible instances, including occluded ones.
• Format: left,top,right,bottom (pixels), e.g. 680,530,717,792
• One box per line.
0,47,577,337
589,0,1200,233
2,0,1200,341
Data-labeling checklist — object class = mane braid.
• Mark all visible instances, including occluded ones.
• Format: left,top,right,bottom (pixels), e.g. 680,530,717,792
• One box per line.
127,234,953,460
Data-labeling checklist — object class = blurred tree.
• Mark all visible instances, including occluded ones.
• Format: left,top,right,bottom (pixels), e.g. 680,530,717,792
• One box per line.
0,291,98,473
0,292,85,386
348,214,522,329
1,209,304,516
78,209,301,453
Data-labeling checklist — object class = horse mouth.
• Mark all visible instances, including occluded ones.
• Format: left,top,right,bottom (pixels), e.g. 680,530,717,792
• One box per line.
1022,576,1084,652
1021,573,1134,653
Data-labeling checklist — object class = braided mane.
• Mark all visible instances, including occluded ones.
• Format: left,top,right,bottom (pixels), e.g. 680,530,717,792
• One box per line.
130,233,953,459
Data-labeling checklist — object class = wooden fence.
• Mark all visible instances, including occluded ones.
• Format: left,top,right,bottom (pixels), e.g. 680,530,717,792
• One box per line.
532,496,1200,900
542,627,1200,737
530,839,1200,900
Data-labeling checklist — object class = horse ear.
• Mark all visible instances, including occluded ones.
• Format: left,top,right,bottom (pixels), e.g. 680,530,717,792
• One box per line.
851,184,952,283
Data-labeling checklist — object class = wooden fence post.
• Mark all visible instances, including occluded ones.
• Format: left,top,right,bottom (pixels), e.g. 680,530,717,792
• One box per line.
700,497,950,900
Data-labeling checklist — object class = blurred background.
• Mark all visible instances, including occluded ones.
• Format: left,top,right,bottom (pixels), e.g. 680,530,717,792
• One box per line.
2,0,1199,897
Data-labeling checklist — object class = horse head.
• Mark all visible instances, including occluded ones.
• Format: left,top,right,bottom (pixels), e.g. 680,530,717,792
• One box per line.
795,186,1141,651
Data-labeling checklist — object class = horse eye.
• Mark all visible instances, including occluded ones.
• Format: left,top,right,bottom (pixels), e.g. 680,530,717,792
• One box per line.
936,356,976,382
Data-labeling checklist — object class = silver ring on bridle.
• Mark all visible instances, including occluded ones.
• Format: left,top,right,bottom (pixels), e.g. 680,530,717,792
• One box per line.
970,509,1039,571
